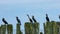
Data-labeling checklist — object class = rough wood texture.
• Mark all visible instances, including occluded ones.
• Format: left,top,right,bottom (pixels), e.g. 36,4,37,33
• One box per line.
44,21,59,34
1,25,6,34
16,23,22,34
0,26,1,34
34,22,39,34
24,22,39,34
7,24,13,34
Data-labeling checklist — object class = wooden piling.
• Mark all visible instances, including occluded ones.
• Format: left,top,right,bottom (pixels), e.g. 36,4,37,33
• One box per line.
24,22,34,34
16,23,22,34
0,26,1,34
1,25,6,34
34,22,39,34
24,22,39,34
7,24,13,34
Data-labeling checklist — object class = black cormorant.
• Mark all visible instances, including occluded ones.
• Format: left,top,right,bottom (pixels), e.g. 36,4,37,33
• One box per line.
32,16,37,22
27,14,33,23
16,16,21,25
59,15,60,19
46,14,50,22
40,32,43,34
2,18,8,24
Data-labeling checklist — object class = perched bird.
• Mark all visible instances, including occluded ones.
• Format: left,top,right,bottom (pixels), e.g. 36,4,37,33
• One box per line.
40,32,43,34
32,16,37,22
2,18,8,24
46,14,50,22
27,14,33,23
16,16,21,25
59,15,60,19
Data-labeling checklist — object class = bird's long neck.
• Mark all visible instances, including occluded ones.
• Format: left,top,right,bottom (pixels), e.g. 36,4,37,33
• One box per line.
46,15,48,18
46,14,48,17
17,18,18,20
32,17,35,19
27,15,30,19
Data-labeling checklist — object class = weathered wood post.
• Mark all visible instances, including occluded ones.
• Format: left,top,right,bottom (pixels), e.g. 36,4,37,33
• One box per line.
34,22,39,34
25,22,39,34
0,26,1,34
7,24,13,34
43,23,46,34
24,22,34,34
1,25,6,34
16,23,22,34
16,23,20,34
43,21,59,34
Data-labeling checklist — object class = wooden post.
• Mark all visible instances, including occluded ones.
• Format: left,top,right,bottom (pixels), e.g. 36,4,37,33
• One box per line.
43,23,46,34
1,25,6,34
0,26,1,34
24,22,39,34
24,22,34,34
7,24,13,34
44,21,59,34
34,22,39,34
16,23,22,34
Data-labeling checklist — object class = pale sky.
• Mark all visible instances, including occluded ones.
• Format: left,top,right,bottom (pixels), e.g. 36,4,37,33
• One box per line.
0,0,60,34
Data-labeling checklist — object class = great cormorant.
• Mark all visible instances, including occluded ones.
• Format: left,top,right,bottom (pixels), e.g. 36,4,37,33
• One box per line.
27,14,33,23
2,18,8,24
59,15,60,19
46,14,50,22
16,16,21,25
32,16,37,22
40,32,43,34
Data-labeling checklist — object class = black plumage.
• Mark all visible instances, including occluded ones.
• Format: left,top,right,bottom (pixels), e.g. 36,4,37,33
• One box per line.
2,18,8,24
16,16,21,25
40,32,43,34
59,15,60,19
32,16,37,22
46,14,50,22
27,14,33,23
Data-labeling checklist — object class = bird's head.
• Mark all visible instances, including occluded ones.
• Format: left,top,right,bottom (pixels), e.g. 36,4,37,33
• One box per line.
2,18,5,21
27,14,30,17
27,14,29,16
16,16,18,19
32,15,34,18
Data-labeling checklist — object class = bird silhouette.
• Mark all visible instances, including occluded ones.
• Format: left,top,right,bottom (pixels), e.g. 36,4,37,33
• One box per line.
40,32,43,34
59,15,60,19
16,16,21,25
46,14,50,22
27,14,33,23
2,18,8,24
32,16,37,22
